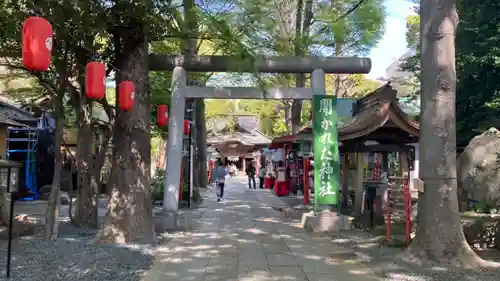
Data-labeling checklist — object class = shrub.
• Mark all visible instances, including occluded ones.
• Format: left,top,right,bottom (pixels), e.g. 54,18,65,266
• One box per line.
151,169,190,202
473,201,492,214
151,169,165,201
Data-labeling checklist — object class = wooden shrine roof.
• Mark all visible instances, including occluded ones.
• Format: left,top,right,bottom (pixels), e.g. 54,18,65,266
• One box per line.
207,116,271,146
270,83,419,146
339,83,419,141
207,131,271,146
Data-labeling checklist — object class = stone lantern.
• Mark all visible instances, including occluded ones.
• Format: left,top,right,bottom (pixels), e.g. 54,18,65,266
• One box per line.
0,160,22,278
0,159,22,225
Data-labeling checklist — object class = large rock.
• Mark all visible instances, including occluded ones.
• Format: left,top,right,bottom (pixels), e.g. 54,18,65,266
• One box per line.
458,128,500,207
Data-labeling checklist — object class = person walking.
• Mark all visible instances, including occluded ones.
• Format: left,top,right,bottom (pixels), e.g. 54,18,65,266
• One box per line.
230,163,237,177
246,162,257,189
214,160,227,201
258,166,266,189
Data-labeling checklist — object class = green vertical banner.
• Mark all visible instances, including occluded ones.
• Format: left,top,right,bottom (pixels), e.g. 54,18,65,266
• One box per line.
313,95,340,212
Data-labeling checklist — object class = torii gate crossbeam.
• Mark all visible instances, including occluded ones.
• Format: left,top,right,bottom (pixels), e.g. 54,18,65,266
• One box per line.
148,55,371,74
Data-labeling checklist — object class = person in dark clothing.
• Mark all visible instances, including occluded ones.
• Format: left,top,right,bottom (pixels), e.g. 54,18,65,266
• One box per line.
246,162,257,189
215,160,227,201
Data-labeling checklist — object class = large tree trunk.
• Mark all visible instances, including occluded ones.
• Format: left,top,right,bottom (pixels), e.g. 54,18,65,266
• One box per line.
281,101,292,134
69,39,99,228
195,99,208,187
291,0,313,133
290,0,304,134
90,129,112,221
44,42,70,240
93,26,155,244
74,104,97,228
44,91,65,240
409,0,490,267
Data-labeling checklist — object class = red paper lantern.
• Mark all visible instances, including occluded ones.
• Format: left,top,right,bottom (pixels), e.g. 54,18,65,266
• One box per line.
157,105,168,127
85,62,106,99
22,16,53,71
184,120,190,134
119,81,135,111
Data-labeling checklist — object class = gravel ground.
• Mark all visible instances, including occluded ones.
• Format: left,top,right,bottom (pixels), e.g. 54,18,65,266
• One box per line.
278,198,500,281
329,229,500,281
0,222,153,281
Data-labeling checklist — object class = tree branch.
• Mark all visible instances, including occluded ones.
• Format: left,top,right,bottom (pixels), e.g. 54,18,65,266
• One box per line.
335,0,367,22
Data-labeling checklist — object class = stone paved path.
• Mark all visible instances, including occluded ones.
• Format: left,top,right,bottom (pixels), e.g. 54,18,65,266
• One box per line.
142,176,382,281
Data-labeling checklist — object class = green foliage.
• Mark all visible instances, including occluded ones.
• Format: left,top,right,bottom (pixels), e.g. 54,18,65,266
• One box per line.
151,169,166,201
0,66,44,103
150,136,163,159
402,0,500,146
205,98,290,137
472,201,493,214
395,6,420,100
325,74,381,98
405,14,420,50
151,169,189,201
315,0,387,55
150,40,179,107
455,0,500,146
105,88,115,105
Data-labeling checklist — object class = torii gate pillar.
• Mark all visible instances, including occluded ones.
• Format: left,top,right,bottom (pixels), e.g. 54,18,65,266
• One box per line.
163,67,186,215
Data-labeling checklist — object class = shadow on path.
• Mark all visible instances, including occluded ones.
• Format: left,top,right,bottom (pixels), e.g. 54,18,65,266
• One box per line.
143,176,382,281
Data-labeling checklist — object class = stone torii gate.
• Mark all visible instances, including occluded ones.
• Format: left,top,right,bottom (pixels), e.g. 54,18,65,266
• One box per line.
149,54,372,227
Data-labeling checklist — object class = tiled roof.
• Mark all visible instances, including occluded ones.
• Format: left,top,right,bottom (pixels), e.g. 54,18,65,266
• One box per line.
0,100,38,125
207,116,271,146
0,115,27,127
207,131,271,146
339,83,419,140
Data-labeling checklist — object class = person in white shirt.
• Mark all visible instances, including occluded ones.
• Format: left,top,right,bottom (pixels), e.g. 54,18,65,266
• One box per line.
258,166,266,189
231,164,237,177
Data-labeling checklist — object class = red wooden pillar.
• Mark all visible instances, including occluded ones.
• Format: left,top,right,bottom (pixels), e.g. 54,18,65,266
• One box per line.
283,144,288,171
372,153,382,212
179,159,184,201
207,160,211,183
403,175,411,245
303,158,310,204
385,178,393,243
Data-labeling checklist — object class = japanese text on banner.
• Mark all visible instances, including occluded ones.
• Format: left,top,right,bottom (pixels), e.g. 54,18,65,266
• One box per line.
313,96,340,207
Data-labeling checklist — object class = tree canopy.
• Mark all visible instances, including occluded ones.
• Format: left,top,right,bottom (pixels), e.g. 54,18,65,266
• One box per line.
403,0,500,146
455,0,500,145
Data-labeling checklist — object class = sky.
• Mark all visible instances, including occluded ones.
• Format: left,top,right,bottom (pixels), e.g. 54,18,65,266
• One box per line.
366,0,416,79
